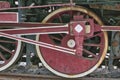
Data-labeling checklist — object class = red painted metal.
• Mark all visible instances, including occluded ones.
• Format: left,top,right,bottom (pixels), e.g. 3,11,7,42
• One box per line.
0,24,68,35
0,18,107,75
70,21,85,56
0,13,112,76
0,3,75,11
90,4,120,11
0,35,19,67
0,5,113,76
0,1,10,9
0,12,18,23
0,32,75,55
39,34,101,74
101,26,120,31
73,16,94,37
93,24,120,31
38,8,106,75
0,23,63,28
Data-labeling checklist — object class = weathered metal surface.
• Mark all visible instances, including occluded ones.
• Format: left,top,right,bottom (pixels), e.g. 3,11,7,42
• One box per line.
0,1,10,9
0,23,63,28
0,20,107,78
0,24,68,35
71,21,85,56
0,34,21,71
101,26,120,31
108,31,120,72
0,0,119,78
47,0,120,4
0,73,120,80
0,3,75,11
0,12,18,23
0,73,61,80
90,4,120,11
1,23,120,35
0,32,75,56
36,6,108,78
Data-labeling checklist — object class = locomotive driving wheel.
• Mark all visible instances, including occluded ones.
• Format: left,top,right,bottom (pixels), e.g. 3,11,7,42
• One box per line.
0,35,21,71
36,6,108,78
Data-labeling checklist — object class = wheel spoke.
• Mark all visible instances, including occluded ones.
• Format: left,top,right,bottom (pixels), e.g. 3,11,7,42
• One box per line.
37,6,108,78
94,24,101,32
59,34,65,37
0,45,13,54
0,35,21,71
83,49,98,58
50,36,62,41
85,15,89,19
86,32,102,39
84,43,101,47
0,51,6,61
57,14,63,23
93,32,102,37
70,10,73,19
0,40,16,44
73,12,84,20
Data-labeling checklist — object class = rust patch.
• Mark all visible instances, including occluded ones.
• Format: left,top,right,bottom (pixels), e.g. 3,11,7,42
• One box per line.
112,40,119,47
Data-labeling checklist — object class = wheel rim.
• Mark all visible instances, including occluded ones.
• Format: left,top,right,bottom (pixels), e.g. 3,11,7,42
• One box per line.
36,6,108,78
0,35,21,71
111,31,120,68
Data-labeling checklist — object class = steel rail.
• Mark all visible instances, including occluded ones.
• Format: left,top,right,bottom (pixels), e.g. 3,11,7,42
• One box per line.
0,73,119,80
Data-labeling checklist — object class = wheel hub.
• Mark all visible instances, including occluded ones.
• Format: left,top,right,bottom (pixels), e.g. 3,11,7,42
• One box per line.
67,39,75,48
36,6,108,78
